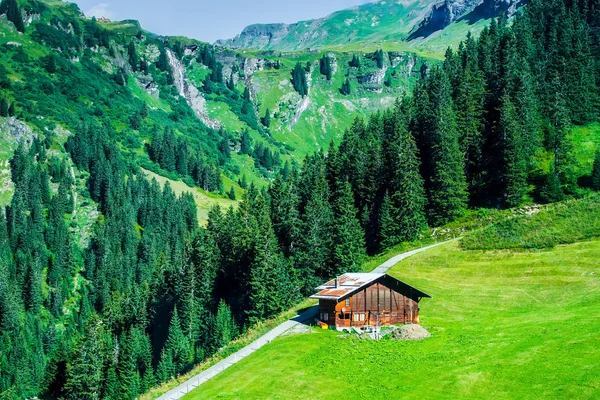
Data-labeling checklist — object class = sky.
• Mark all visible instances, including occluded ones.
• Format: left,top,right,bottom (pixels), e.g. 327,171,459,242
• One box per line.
72,0,373,43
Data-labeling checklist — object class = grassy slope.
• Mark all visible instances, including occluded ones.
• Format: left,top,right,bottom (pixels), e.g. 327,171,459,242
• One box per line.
141,168,238,224
186,239,600,399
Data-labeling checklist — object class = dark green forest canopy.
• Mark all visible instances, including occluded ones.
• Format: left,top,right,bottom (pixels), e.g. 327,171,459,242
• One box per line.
0,0,599,399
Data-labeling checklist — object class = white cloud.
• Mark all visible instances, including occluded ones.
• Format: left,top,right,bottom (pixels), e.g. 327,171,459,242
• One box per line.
86,3,114,20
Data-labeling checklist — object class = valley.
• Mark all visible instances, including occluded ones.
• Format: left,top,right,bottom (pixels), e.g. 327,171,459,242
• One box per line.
1,0,600,398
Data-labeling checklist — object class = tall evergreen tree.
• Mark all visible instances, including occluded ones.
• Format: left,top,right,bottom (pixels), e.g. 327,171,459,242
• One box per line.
128,41,139,72
380,106,426,247
291,62,308,96
424,68,468,225
500,93,528,207
164,307,192,375
2,0,24,33
331,180,365,274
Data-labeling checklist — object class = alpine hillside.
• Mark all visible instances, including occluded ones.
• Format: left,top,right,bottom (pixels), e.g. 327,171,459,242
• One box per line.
1,0,600,399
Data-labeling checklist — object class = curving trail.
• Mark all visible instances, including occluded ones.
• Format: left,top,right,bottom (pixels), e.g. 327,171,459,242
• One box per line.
157,241,448,400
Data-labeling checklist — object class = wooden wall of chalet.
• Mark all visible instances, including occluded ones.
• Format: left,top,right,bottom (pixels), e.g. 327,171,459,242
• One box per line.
319,281,421,329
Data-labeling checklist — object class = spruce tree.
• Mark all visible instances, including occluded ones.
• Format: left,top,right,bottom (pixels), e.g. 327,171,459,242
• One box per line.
426,68,468,225
240,130,252,155
375,49,385,69
247,194,292,323
212,300,236,350
540,167,564,203
384,74,392,88
128,41,138,72
165,307,192,375
3,0,24,33
331,180,365,275
380,106,426,247
500,93,528,207
64,315,107,400
262,108,271,128
349,54,361,68
0,98,7,117
156,46,169,72
340,78,351,95
319,54,332,80
291,62,308,96
228,186,236,200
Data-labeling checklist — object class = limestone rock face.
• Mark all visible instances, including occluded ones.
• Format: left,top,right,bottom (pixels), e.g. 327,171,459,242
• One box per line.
216,23,290,49
135,74,159,99
166,49,221,129
358,66,387,86
410,0,526,39
0,117,34,146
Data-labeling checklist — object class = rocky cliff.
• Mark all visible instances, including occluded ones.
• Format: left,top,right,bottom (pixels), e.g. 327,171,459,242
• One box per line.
409,0,526,39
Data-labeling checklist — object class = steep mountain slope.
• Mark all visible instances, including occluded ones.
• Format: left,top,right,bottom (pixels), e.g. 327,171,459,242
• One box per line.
217,0,525,53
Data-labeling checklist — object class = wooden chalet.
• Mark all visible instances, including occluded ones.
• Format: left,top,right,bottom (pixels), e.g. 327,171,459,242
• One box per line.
310,273,431,330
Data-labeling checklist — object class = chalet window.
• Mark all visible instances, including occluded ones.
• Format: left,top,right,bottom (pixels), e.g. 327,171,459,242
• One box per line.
345,298,350,307
353,313,365,322
339,313,350,320
321,312,329,321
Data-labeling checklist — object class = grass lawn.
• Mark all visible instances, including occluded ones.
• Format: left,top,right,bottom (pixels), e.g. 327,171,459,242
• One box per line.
185,239,600,399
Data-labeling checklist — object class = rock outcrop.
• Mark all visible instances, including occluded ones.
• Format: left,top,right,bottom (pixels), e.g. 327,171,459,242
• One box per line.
216,23,290,49
410,0,526,39
358,66,388,86
166,49,221,129
135,74,159,98
0,117,34,146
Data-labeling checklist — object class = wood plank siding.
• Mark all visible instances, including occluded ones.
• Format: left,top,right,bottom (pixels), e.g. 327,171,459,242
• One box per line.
313,273,430,330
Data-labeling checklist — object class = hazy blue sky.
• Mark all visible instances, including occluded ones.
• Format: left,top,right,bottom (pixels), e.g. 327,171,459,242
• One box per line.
72,0,372,43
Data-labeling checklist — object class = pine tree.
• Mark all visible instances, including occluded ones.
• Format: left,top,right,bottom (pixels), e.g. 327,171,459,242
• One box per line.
128,41,139,72
240,130,252,155
340,78,351,95
380,106,426,247
319,54,332,80
157,45,169,72
64,314,107,400
0,98,7,117
592,149,600,190
331,180,365,275
375,49,385,69
7,102,15,117
500,93,528,207
291,62,308,96
228,186,236,200
349,54,361,68
384,74,392,88
165,307,192,375
2,0,24,33
212,300,236,351
426,68,468,225
262,108,271,128
140,102,149,119
540,167,564,203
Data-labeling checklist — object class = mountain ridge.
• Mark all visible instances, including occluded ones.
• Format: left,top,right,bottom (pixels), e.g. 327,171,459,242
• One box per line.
216,0,526,51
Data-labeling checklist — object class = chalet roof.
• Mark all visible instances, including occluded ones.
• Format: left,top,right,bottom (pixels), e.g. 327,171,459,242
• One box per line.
310,273,431,301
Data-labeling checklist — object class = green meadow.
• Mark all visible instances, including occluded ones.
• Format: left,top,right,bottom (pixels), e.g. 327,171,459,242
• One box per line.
185,213,600,399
